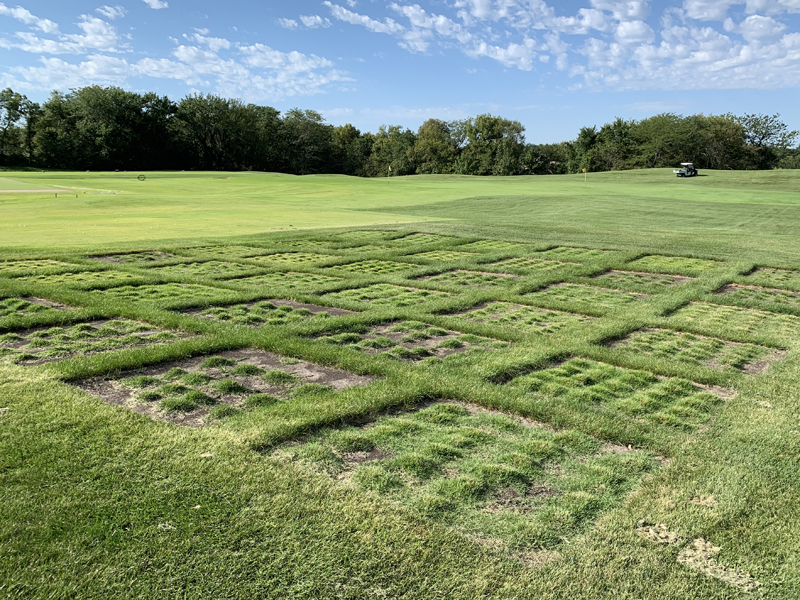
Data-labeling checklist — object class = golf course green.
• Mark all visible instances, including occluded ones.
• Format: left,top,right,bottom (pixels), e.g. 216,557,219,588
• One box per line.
1,168,799,599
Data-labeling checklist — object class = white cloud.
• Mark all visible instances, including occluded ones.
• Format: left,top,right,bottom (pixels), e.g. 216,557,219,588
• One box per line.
96,5,126,20
0,3,58,33
184,28,231,52
299,15,331,28
277,18,299,29
323,2,404,34
731,14,788,41
142,0,168,10
615,20,655,43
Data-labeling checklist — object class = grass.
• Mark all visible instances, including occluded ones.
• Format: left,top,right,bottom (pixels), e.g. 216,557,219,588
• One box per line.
3,168,800,598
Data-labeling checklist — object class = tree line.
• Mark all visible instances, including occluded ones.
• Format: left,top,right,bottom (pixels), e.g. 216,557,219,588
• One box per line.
0,86,797,175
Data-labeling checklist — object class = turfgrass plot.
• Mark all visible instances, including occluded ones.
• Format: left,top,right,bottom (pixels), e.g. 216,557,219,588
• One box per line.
230,272,343,291
743,266,800,290
0,259,74,274
591,270,692,293
180,245,269,258
454,302,591,334
458,240,527,252
406,250,476,262
608,328,783,374
16,270,141,287
0,297,68,319
274,240,331,250
187,300,353,327
487,257,575,275
91,251,178,264
339,245,393,254
627,255,720,275
98,283,234,304
149,260,260,280
335,231,393,243
326,259,420,275
316,320,508,361
504,358,727,430
254,252,333,266
0,319,188,364
323,284,451,308
534,247,611,261
79,349,374,426
418,270,519,289
387,233,455,245
275,402,658,553
525,283,646,312
670,302,800,341
716,283,800,311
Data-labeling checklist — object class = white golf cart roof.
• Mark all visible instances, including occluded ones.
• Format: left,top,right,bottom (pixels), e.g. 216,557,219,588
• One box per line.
680,163,694,166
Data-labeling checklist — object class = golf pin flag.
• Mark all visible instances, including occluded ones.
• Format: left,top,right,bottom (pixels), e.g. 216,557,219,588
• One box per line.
582,168,587,172
389,166,392,172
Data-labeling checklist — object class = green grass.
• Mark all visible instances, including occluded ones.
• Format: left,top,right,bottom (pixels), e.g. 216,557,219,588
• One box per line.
420,270,520,289
3,168,800,598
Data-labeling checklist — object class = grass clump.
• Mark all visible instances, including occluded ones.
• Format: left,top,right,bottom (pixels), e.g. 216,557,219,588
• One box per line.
214,379,250,395
262,370,302,386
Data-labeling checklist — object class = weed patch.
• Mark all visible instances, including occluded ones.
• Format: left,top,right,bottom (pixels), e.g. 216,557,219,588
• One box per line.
505,358,727,430
316,320,509,361
525,283,646,312
591,270,692,293
275,401,658,552
78,349,375,427
327,259,420,275
188,300,353,327
608,328,783,374
453,302,591,334
0,319,189,364
322,284,451,308
419,270,519,289
626,255,720,275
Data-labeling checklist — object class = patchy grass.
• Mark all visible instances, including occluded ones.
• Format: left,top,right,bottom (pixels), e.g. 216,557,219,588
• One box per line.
452,302,591,334
419,270,519,289
0,259,75,274
488,257,575,275
590,270,692,293
15,270,140,287
148,260,261,279
669,301,800,342
743,266,800,290
188,300,352,327
407,250,477,262
716,283,800,311
229,271,343,291
626,255,721,275
91,251,178,264
327,259,420,275
525,283,646,313
534,247,610,261
322,284,451,308
458,240,528,252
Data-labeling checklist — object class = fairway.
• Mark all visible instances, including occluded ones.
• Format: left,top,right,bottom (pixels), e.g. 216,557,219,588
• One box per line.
2,169,800,599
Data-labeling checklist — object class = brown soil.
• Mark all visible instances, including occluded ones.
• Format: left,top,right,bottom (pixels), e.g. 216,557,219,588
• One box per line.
24,297,70,309
718,282,800,296
77,348,375,427
677,538,761,592
636,521,683,545
484,484,559,514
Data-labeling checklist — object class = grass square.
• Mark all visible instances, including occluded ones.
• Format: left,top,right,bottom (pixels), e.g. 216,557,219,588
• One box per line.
0,259,74,274
591,270,692,293
455,302,591,334
91,251,178,264
506,358,726,430
670,302,800,341
407,250,476,263
609,328,783,374
79,349,374,425
335,231,393,243
387,233,456,245
181,245,270,258
274,240,332,250
744,267,800,290
716,284,800,311
274,402,658,553
419,270,519,289
0,297,67,320
1,319,189,364
16,270,141,287
458,240,527,252
150,261,260,279
535,247,610,261
99,283,233,303
188,300,353,327
488,257,575,274
230,272,343,291
525,283,645,312
327,260,420,275
323,284,451,308
316,320,509,361
255,252,333,266
626,255,720,275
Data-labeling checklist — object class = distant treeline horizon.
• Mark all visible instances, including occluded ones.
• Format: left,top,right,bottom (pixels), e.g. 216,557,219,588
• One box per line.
0,86,798,176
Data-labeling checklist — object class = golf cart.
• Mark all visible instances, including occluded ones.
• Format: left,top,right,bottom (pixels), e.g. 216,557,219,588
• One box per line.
673,163,698,177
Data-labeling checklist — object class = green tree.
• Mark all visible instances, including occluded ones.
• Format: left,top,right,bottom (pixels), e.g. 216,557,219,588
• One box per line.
409,119,457,174
366,125,416,176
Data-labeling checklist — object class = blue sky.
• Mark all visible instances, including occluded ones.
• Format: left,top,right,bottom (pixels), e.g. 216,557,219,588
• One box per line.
0,0,798,142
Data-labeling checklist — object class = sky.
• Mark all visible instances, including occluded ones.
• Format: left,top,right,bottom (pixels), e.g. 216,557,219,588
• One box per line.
0,0,798,143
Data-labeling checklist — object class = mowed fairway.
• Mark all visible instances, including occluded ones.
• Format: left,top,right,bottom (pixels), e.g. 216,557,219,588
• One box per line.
2,169,800,599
